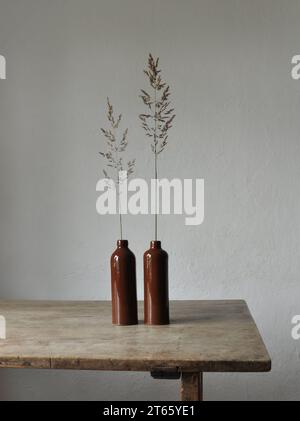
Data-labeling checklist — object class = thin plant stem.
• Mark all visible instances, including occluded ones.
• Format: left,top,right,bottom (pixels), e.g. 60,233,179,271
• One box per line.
154,86,158,241
154,167,157,240
115,139,123,240
119,205,123,240
118,174,123,240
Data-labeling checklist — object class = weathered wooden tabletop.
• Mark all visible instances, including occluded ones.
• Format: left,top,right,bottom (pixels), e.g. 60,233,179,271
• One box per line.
0,300,271,373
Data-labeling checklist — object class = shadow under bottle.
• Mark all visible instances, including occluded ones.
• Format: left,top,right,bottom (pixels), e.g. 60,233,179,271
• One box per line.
144,240,170,325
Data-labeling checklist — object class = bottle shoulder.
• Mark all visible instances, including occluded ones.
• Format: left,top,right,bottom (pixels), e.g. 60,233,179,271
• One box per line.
111,247,135,260
144,248,168,258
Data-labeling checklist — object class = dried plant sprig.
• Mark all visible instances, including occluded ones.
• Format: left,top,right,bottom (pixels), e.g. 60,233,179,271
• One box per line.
139,54,175,240
99,98,135,239
139,54,175,155
100,97,135,180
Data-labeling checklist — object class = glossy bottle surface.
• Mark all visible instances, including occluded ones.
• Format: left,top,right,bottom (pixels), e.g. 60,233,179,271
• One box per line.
144,241,170,325
111,240,138,325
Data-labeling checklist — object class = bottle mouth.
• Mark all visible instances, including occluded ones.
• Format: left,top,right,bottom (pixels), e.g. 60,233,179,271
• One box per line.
117,240,128,247
150,240,161,248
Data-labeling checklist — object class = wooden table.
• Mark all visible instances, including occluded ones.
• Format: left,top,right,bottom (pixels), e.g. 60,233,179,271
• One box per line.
0,300,271,401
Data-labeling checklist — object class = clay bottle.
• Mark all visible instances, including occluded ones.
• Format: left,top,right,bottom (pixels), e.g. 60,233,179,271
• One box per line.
111,240,138,325
144,241,169,325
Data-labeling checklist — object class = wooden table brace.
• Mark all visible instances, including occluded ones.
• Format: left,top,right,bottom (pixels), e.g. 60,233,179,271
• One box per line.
151,370,203,401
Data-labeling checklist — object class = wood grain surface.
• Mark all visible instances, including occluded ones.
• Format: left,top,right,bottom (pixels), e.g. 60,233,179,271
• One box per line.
0,300,271,373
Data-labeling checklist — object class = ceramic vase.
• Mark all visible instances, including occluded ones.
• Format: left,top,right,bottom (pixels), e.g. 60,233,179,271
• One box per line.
111,240,138,325
144,240,169,325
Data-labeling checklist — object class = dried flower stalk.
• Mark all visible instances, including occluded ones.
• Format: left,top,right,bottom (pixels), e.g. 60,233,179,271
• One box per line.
139,54,175,240
99,98,135,239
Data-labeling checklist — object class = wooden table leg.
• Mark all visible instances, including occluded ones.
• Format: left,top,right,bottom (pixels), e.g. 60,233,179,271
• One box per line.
181,372,203,401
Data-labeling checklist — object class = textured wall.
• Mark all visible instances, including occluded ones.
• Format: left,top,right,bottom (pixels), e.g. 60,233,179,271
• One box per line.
0,0,300,400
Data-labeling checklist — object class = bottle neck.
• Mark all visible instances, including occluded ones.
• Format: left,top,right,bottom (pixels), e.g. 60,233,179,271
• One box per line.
117,240,128,248
150,240,161,249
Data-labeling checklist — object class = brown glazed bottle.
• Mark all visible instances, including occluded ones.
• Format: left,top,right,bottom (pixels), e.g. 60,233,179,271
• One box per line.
144,241,170,325
111,240,138,325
